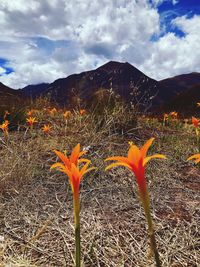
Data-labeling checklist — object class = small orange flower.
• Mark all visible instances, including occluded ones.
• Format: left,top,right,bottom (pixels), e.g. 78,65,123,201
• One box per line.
42,124,51,134
49,108,57,116
80,109,86,116
197,102,200,107
26,117,37,127
3,111,10,120
170,111,178,119
0,120,9,136
163,113,168,121
27,110,35,116
192,116,199,128
187,154,200,163
63,110,71,119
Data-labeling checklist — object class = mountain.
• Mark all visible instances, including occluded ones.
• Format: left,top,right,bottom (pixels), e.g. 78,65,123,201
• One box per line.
158,72,200,99
158,72,200,114
1,61,200,114
0,82,23,109
164,83,200,115
23,61,163,110
21,83,49,98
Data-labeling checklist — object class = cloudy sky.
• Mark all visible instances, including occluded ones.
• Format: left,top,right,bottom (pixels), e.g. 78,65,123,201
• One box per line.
0,0,199,89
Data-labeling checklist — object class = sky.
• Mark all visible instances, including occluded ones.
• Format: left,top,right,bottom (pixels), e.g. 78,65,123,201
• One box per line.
0,0,199,89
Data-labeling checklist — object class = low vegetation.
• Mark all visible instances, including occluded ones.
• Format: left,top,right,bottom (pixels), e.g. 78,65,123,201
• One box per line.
0,98,199,266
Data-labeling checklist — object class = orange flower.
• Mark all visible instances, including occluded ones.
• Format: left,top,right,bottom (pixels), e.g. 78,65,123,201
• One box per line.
63,110,71,119
80,109,86,116
163,113,168,120
170,111,178,119
51,144,95,195
0,120,9,137
26,117,37,126
105,138,166,266
197,102,200,107
51,144,96,266
27,111,32,116
105,138,166,196
192,116,199,128
42,124,51,134
187,154,200,163
49,108,57,116
3,110,10,120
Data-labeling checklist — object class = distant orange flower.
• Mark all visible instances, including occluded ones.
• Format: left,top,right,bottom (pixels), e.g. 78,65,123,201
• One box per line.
197,102,200,107
80,109,86,116
26,117,37,128
170,111,178,119
49,108,57,116
63,110,71,119
3,110,10,120
105,138,166,266
0,120,9,138
192,116,199,128
164,113,168,120
163,113,168,125
187,154,200,163
27,110,34,116
42,124,51,134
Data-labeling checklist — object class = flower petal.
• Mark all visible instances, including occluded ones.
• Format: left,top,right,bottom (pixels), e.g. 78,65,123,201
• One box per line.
140,137,155,158
105,162,131,171
53,150,71,168
105,156,131,165
128,145,141,166
70,143,81,164
143,154,166,166
187,154,200,161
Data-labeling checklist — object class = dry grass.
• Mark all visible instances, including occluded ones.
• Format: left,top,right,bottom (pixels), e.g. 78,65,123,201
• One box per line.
0,105,199,266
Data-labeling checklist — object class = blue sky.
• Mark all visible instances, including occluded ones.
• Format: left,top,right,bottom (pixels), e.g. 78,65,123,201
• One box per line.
0,0,199,88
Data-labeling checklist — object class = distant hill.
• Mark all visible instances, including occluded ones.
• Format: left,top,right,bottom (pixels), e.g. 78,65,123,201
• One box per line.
158,72,200,115
164,83,200,115
21,83,49,98
0,82,23,109
22,61,163,110
158,72,200,98
1,61,200,115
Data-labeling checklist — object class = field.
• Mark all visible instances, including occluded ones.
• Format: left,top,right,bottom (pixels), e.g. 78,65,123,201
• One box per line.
0,101,199,267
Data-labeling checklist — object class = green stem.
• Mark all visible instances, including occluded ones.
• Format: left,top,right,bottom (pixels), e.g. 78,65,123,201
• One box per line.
196,129,200,152
140,190,162,267
73,194,81,267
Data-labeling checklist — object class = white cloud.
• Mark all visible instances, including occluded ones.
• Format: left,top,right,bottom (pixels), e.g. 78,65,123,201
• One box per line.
140,15,200,80
0,0,199,88
151,0,179,7
0,66,6,75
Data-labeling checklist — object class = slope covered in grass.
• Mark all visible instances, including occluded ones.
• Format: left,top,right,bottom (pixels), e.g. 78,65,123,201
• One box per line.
0,101,199,266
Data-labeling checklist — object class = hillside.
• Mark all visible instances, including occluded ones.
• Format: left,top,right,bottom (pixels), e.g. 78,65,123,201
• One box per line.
0,82,23,109
164,83,200,115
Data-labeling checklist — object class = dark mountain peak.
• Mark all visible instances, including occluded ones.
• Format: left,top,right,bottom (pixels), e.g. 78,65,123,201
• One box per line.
97,60,142,75
97,61,125,72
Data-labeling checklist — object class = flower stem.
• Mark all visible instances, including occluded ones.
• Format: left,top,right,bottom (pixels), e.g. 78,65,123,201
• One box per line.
73,194,81,267
140,188,161,267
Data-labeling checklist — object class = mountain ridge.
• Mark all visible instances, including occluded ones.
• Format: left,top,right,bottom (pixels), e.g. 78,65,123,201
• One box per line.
1,61,200,114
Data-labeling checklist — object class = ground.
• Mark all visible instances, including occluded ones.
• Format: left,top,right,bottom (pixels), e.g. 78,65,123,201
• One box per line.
0,108,199,267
